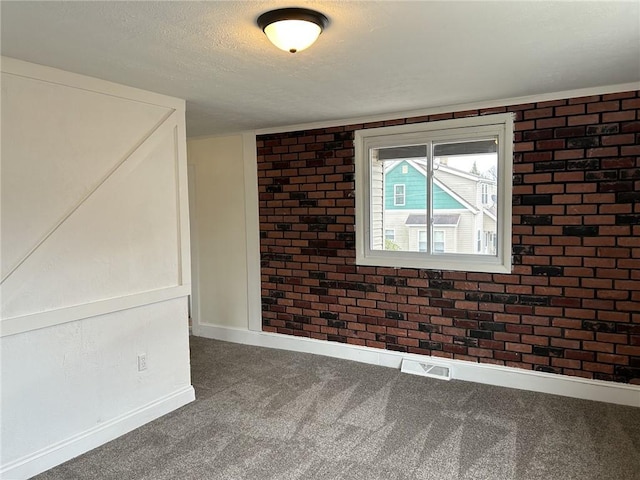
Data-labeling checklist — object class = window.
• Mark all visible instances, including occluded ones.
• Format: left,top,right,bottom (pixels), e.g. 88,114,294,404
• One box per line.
385,229,395,241
418,230,427,252
481,183,489,204
355,113,513,273
433,230,445,253
393,184,405,206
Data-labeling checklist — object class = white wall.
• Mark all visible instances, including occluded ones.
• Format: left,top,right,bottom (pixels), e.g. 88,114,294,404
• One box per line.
0,58,194,479
187,134,261,333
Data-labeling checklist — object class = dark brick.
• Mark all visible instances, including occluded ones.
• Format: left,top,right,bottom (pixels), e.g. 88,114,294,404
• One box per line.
532,346,564,357
327,319,346,328
309,271,326,280
354,282,377,292
470,330,493,340
386,311,405,321
532,266,564,276
418,323,437,333
586,124,619,135
377,334,397,344
266,185,282,193
308,224,328,232
562,225,599,236
616,214,640,225
521,215,553,225
617,192,640,203
585,171,617,181
582,320,616,332
567,159,600,170
385,277,407,287
521,194,553,205
429,280,454,289
620,169,640,180
491,293,519,304
567,137,599,148
479,322,506,332
519,295,550,306
419,340,443,351
300,216,336,224
599,181,633,193
614,366,640,382
465,292,493,302
320,311,338,320
533,160,567,172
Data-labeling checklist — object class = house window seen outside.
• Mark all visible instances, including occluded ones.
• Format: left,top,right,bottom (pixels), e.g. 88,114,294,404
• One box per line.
418,230,427,252
394,184,405,206
433,230,445,253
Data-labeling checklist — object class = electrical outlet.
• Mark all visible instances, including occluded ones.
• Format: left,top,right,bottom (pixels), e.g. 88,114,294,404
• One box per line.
137,353,147,371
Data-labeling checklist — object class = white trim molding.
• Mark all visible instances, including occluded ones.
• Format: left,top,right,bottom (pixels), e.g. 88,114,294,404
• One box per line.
1,56,185,110
195,324,640,408
0,386,195,480
0,286,191,337
242,132,263,332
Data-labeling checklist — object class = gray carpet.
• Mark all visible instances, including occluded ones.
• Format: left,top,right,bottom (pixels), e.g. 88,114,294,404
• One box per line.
35,336,640,480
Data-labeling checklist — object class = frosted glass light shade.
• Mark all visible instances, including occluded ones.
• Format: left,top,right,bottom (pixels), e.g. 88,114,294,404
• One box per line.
257,8,328,54
264,20,322,53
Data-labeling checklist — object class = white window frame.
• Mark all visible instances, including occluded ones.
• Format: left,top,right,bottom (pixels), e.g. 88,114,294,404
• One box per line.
355,113,513,274
393,184,405,206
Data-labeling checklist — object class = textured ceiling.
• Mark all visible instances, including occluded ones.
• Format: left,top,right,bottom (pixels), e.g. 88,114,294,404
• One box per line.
2,1,639,137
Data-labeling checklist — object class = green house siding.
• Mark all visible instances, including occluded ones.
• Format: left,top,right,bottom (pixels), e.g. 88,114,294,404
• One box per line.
385,161,464,210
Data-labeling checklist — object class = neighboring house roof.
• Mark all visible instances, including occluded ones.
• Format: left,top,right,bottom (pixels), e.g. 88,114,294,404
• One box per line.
484,206,497,221
405,214,461,226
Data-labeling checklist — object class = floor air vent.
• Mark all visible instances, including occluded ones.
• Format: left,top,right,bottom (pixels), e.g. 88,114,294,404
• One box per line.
400,358,452,381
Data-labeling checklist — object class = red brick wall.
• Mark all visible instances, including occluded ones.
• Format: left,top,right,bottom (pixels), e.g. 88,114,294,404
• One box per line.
257,91,640,384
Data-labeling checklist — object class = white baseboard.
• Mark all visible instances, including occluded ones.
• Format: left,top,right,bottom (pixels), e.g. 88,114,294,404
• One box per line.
195,323,640,408
0,386,195,480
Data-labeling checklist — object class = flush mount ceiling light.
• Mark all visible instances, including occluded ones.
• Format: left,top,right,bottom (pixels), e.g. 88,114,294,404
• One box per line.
257,8,329,53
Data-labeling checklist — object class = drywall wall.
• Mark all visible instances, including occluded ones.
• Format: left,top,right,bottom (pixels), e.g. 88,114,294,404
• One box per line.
187,134,261,332
0,58,193,479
